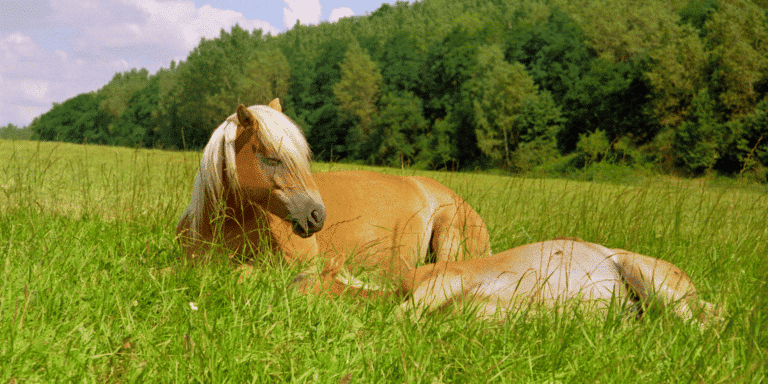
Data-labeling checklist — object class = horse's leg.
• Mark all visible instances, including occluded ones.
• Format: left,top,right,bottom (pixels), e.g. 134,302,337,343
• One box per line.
429,201,491,262
292,258,393,300
611,251,719,325
293,274,392,299
409,177,491,263
399,261,479,319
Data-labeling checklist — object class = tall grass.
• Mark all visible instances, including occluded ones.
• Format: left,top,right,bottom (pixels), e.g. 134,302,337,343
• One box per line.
1,139,766,382
1,139,195,221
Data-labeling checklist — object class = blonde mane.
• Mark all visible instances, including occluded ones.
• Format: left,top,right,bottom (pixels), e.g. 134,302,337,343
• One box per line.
179,105,311,239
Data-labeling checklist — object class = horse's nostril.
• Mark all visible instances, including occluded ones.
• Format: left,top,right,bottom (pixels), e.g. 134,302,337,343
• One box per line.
311,209,320,222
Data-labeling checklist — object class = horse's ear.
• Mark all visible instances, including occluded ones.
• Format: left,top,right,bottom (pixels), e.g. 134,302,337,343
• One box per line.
236,104,257,129
268,98,282,112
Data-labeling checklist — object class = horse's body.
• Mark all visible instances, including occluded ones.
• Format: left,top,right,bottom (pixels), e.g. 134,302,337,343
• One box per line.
308,171,490,276
398,238,718,324
177,99,490,291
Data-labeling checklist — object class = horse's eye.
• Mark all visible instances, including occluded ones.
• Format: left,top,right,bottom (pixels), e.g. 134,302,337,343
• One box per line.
262,156,281,167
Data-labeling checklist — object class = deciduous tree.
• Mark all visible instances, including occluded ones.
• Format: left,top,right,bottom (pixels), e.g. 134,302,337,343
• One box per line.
239,49,291,106
98,68,150,124
465,45,539,167
333,41,383,158
704,0,768,117
368,91,429,167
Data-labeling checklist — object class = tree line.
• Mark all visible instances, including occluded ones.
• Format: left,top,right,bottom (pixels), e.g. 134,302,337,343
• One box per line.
27,0,768,179
0,124,33,140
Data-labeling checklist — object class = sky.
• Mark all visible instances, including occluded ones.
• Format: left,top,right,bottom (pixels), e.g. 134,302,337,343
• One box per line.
0,0,410,128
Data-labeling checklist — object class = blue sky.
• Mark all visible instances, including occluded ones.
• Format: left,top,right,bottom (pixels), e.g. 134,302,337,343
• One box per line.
0,0,408,128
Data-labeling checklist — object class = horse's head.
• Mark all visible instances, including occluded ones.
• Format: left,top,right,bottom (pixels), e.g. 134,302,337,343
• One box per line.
230,99,326,238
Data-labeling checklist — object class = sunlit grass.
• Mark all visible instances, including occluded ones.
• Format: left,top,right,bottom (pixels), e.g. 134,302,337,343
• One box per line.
0,140,197,221
1,138,766,382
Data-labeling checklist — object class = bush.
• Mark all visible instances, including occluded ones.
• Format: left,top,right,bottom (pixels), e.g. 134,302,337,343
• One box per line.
575,129,610,166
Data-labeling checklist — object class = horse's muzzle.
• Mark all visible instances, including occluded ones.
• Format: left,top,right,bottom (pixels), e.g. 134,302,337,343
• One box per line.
292,203,326,238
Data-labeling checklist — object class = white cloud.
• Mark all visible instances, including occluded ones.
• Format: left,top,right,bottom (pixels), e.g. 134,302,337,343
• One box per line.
0,31,108,126
128,1,278,52
58,0,278,60
329,7,355,23
1,0,280,127
282,0,322,30
21,79,49,100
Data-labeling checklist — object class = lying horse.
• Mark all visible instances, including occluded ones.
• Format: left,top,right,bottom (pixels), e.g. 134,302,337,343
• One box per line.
396,238,719,325
177,99,490,293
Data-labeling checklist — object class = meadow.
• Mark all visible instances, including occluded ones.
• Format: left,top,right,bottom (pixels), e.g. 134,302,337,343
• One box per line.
1,139,766,382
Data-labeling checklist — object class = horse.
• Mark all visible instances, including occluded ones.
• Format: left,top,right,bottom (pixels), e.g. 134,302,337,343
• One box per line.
176,99,491,294
395,238,720,326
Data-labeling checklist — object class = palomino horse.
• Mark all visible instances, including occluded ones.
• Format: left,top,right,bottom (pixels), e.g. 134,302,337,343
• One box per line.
396,238,719,325
177,99,490,293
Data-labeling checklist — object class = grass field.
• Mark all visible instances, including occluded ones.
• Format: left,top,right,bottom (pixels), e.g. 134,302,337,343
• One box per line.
1,139,766,382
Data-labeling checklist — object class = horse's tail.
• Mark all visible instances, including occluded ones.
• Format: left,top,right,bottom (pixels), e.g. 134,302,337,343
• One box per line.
609,249,722,326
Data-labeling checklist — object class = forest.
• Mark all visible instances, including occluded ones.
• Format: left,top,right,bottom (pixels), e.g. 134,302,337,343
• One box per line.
24,0,768,179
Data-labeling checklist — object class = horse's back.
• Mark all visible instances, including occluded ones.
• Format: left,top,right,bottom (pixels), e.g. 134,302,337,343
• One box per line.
474,239,625,304
313,171,431,231
403,238,720,325
401,239,625,317
310,171,433,272
474,240,709,318
312,171,489,273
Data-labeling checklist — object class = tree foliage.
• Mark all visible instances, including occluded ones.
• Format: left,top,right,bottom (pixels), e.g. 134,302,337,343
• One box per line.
113,74,162,147
703,0,768,117
466,45,539,166
98,68,151,123
0,124,33,140
378,32,424,95
31,92,110,144
644,23,708,127
333,41,383,158
300,39,349,160
368,91,429,167
240,49,291,106
172,26,267,148
26,0,768,178
673,90,723,174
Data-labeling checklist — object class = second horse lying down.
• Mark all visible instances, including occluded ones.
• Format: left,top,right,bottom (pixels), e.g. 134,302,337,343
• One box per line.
311,238,720,325
402,238,719,324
